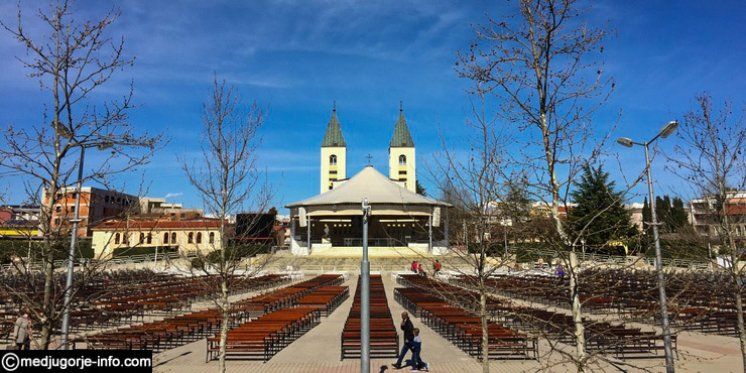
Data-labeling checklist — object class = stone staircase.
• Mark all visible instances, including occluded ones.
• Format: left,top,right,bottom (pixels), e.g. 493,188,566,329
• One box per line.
253,252,448,273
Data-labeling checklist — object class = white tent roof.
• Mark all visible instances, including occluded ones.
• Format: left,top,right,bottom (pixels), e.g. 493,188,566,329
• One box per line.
286,166,450,208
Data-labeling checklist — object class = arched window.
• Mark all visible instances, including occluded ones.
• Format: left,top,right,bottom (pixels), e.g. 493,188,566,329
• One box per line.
196,232,202,244
209,232,215,244
329,154,337,165
188,232,194,244
399,154,407,166
171,232,177,243
139,233,145,244
146,233,152,244
114,233,120,244
163,232,169,244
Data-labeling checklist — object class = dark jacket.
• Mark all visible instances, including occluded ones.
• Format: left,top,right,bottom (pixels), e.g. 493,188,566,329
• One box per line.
401,318,414,342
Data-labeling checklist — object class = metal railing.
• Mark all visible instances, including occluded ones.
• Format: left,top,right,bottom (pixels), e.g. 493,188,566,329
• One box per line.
1,251,185,272
513,247,712,270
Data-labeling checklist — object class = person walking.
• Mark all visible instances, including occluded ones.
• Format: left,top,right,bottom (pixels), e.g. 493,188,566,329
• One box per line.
410,260,418,273
432,260,441,275
410,328,429,371
555,263,565,278
392,311,415,369
13,312,31,350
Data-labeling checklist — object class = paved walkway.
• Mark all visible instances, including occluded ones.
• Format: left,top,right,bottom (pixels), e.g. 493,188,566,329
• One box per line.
153,273,743,372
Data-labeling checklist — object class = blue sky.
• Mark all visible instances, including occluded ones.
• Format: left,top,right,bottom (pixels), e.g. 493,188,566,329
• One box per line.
1,0,744,211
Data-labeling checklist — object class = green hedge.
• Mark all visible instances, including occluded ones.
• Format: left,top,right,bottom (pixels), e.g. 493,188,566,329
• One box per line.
111,246,176,257
0,238,93,264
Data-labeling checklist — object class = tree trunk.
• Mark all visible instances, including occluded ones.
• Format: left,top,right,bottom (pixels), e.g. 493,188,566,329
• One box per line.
218,279,230,373
733,276,746,372
40,252,54,349
480,288,489,373
569,251,586,372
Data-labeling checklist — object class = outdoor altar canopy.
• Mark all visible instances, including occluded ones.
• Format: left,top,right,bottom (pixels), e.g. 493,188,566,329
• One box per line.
285,166,451,255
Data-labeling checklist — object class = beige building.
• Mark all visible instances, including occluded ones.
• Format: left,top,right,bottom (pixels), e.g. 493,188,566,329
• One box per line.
90,218,223,258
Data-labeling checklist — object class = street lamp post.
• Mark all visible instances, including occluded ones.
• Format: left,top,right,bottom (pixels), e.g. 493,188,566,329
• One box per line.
617,120,678,373
360,198,371,373
60,139,112,349
60,145,85,349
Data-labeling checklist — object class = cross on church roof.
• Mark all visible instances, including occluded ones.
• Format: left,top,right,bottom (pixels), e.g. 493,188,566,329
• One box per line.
366,154,373,165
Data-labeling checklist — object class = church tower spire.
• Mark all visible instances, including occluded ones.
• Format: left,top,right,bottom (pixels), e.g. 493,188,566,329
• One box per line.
320,102,347,192
389,102,417,192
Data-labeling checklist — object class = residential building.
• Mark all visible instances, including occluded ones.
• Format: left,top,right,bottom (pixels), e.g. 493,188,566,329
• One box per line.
43,187,139,238
690,191,746,238
0,205,41,238
139,197,203,220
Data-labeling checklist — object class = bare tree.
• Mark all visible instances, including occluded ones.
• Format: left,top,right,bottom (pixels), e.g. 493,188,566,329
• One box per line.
428,92,518,373
179,77,272,373
668,93,746,370
0,1,159,348
456,0,614,370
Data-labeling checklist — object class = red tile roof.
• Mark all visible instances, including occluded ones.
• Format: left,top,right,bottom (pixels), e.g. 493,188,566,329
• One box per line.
91,218,224,230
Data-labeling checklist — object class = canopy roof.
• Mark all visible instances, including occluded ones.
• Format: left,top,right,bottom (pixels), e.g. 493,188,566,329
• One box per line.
286,166,449,208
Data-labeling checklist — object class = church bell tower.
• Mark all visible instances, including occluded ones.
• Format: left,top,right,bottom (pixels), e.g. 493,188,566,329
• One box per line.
320,103,347,192
388,103,416,193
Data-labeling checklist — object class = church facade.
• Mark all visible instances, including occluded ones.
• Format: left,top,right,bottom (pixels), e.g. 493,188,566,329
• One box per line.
285,105,450,256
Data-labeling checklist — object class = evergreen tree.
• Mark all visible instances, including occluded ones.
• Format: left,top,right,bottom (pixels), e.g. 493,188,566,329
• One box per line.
416,180,427,196
568,165,636,246
643,194,689,233
670,197,689,231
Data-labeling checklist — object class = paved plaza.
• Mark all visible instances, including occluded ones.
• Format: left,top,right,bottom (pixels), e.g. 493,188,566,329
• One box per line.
152,273,744,373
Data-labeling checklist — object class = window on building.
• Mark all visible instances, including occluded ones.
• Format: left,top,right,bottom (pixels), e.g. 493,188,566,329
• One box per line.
147,233,152,244
209,232,215,244
139,233,145,244
115,233,120,244
399,178,407,183
55,206,61,213
188,232,194,243
171,232,177,243
329,154,337,166
163,232,169,244
54,218,60,225
399,154,406,166
196,232,202,244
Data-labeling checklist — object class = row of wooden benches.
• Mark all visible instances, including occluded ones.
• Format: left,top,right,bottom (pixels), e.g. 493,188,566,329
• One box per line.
79,274,291,351
446,275,677,359
476,271,745,337
340,275,399,360
394,279,538,360
207,274,348,361
1,271,291,342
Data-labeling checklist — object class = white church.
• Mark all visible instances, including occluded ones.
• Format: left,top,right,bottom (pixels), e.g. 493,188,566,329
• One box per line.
285,105,451,256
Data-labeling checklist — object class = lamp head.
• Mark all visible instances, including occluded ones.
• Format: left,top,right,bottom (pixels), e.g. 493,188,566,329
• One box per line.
616,137,634,147
659,120,679,138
